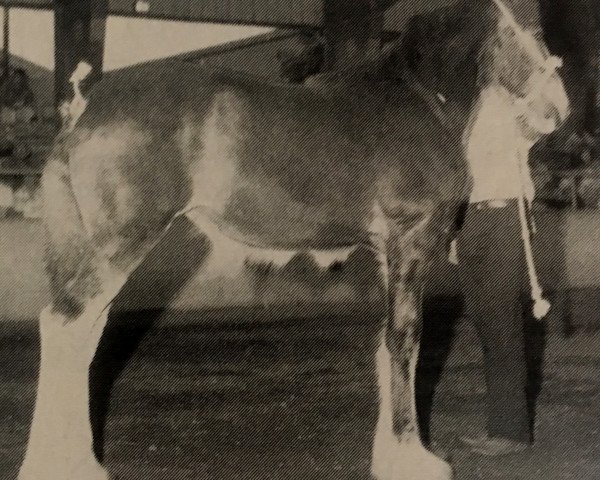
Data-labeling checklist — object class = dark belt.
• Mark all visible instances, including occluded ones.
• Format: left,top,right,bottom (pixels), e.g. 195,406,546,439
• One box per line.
470,199,516,210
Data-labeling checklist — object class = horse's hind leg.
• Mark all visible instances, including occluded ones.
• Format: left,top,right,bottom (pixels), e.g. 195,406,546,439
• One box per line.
20,295,122,480
371,210,452,480
18,160,165,480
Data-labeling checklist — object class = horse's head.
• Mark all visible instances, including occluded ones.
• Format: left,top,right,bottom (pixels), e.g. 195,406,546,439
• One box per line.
478,0,570,140
277,32,326,84
391,0,569,139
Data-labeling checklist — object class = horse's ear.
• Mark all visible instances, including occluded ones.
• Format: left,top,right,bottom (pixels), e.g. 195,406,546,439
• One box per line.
312,32,327,52
379,41,407,79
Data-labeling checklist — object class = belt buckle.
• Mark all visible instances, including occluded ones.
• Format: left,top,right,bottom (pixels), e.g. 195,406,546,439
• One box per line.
476,200,509,210
488,200,509,209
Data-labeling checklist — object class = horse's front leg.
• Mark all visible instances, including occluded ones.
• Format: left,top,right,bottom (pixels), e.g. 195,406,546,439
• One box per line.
371,220,452,480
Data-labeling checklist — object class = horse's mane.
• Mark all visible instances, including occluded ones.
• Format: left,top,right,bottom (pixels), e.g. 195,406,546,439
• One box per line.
392,0,498,105
278,0,549,106
283,2,494,89
279,1,498,93
398,0,551,97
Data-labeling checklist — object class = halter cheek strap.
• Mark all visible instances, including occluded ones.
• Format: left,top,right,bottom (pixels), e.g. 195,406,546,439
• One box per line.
521,55,562,103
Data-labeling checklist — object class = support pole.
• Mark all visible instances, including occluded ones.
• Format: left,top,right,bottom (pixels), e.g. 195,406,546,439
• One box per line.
322,0,376,71
54,0,107,108
3,6,9,75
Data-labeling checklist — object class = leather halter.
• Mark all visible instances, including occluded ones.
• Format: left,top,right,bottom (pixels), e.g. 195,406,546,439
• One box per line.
490,0,565,134
401,71,460,136
513,55,563,135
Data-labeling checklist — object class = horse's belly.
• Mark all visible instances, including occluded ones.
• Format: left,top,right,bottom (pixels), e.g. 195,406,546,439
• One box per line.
187,155,373,249
187,208,361,272
191,186,372,250
184,90,375,249
187,145,374,249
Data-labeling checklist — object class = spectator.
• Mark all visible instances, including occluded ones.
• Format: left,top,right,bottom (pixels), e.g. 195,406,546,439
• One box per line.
0,180,12,218
13,176,42,219
1,68,37,125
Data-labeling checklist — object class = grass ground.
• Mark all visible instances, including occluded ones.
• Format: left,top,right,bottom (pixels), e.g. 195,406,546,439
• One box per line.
0,307,598,480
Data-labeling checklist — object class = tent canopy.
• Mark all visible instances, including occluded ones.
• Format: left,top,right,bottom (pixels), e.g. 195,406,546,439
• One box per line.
0,0,461,32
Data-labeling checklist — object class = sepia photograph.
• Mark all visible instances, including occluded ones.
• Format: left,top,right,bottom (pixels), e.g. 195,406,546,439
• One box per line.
0,1,598,479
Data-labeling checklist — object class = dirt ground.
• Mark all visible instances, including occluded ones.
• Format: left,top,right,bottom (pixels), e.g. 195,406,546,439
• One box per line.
0,307,599,480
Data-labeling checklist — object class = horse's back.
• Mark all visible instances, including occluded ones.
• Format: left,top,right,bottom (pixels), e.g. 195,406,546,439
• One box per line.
78,62,326,127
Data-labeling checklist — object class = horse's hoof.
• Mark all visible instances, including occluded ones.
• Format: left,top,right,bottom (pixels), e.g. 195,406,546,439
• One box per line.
372,441,453,480
430,441,452,463
18,460,111,480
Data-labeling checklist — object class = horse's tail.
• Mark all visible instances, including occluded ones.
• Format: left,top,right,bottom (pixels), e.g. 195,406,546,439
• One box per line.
59,62,93,133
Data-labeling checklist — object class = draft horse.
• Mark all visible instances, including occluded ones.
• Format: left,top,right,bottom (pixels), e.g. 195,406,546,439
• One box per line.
19,1,568,479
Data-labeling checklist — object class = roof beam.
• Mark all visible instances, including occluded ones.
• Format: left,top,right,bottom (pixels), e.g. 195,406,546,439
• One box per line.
0,0,406,31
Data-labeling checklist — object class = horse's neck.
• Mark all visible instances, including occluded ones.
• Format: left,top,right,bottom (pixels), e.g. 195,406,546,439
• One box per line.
303,52,390,88
403,70,473,137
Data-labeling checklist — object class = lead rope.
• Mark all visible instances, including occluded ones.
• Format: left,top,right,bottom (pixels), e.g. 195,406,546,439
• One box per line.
516,149,550,320
449,88,552,321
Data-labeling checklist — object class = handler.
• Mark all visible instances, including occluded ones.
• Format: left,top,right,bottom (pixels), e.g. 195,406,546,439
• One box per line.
455,80,550,456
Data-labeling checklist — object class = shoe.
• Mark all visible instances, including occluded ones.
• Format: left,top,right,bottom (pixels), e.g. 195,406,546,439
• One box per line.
460,435,529,456
427,441,450,461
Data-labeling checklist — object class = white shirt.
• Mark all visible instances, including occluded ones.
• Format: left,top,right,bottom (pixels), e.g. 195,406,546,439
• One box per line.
464,86,536,203
455,86,552,318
